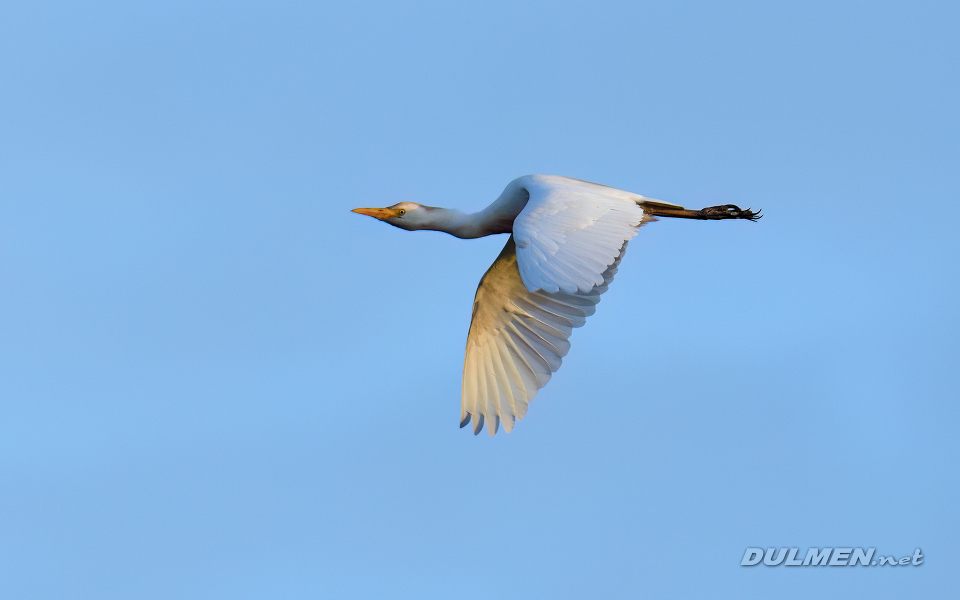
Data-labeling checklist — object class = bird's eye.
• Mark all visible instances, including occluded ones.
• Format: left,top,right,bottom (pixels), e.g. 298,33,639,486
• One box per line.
397,209,406,216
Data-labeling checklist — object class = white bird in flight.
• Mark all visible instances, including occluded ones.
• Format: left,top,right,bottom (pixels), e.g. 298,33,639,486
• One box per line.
353,175,760,436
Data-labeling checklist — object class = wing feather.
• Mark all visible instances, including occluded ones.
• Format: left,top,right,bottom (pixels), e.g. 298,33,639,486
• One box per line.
481,347,500,436
512,175,653,294
461,235,627,435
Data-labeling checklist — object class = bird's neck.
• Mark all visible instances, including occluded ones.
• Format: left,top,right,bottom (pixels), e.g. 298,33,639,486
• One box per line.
419,180,528,238
424,208,513,239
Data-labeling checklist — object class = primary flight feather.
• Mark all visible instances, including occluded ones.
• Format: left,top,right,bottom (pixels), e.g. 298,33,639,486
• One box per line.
352,175,759,436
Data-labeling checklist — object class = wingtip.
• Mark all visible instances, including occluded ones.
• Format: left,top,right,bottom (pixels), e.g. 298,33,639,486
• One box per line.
486,415,500,437
472,413,485,435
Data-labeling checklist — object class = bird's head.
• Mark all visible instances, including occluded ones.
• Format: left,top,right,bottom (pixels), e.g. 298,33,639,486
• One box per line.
351,202,433,231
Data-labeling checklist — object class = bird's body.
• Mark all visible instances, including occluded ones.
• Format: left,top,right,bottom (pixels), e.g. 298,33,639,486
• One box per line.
353,175,759,436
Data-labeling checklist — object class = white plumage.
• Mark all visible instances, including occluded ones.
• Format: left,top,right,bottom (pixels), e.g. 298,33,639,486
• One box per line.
352,175,759,436
461,235,626,435
513,176,651,294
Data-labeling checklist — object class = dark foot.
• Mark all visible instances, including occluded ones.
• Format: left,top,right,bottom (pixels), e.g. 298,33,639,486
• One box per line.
697,204,762,221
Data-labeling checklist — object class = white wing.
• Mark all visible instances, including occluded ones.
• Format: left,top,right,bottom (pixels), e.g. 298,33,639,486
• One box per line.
461,236,626,436
512,175,674,294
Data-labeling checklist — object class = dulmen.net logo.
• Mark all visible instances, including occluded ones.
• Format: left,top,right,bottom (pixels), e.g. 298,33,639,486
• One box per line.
741,548,923,567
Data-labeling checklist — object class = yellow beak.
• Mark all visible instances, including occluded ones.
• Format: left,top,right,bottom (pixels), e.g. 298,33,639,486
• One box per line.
352,207,399,220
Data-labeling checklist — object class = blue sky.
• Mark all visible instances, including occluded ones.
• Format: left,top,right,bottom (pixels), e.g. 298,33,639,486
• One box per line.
2,1,958,598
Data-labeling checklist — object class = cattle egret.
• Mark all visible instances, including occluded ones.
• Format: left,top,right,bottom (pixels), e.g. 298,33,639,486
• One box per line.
353,175,760,436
